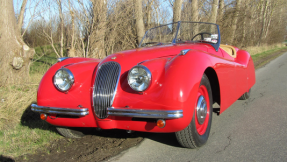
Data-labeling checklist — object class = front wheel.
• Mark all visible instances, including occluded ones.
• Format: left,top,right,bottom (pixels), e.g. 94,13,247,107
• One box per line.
56,127,85,138
176,74,213,148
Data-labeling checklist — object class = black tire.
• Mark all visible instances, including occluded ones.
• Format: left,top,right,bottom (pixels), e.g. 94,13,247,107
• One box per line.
56,127,85,138
239,89,251,100
175,74,213,148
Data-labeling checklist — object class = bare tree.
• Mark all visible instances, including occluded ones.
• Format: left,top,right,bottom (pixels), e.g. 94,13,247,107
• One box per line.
208,0,219,23
227,0,242,44
67,0,76,57
134,0,145,43
56,0,64,57
0,0,34,85
145,0,154,29
191,0,199,22
173,0,183,23
217,0,224,22
90,0,106,58
17,0,28,32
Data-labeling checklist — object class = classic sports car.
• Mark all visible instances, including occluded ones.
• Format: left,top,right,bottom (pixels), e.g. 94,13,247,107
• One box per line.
31,22,255,148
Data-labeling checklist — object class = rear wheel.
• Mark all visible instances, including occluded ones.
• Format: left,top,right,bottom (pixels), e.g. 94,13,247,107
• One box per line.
176,74,213,148
239,89,251,100
56,127,85,138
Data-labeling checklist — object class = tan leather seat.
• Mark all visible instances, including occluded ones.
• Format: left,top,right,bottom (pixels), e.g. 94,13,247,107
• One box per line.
220,44,237,58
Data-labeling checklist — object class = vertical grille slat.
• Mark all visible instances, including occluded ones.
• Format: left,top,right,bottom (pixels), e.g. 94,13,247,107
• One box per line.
93,62,121,119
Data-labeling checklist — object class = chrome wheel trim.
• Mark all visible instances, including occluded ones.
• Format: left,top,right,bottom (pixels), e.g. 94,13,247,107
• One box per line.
196,95,207,125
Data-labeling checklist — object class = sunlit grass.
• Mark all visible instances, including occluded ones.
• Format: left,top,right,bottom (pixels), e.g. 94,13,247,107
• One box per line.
0,122,61,157
244,43,286,55
250,45,287,64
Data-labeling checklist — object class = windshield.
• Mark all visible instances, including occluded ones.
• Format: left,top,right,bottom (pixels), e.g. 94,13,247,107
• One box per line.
139,22,221,51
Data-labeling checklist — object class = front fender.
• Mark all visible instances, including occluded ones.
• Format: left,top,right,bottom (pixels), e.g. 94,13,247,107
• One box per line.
37,58,101,127
112,50,213,132
157,50,213,130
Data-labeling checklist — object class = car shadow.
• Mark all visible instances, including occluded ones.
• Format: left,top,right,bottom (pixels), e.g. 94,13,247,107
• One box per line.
0,155,15,162
20,102,58,134
145,133,182,148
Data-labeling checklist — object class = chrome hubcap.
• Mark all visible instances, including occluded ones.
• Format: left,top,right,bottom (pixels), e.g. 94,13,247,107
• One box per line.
196,95,207,125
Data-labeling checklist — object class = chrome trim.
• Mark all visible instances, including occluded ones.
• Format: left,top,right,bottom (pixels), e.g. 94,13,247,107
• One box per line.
196,95,207,124
53,68,74,92
31,104,89,116
107,107,183,119
180,49,191,56
110,64,121,106
128,65,152,92
57,57,70,62
93,62,121,119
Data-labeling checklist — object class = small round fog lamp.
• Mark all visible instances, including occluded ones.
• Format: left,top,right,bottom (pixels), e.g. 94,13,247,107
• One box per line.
40,113,47,120
157,119,166,128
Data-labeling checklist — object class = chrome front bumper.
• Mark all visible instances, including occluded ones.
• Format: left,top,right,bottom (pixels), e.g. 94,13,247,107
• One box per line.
31,104,89,116
107,107,183,119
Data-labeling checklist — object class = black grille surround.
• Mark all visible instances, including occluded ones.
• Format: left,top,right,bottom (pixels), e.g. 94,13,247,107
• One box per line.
93,62,121,119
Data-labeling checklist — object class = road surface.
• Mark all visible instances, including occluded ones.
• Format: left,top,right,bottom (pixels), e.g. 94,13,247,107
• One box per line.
108,52,287,162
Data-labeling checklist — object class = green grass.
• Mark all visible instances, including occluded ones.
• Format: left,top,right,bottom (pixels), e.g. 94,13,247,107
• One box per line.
30,46,58,74
0,122,61,157
251,46,287,63
0,44,64,158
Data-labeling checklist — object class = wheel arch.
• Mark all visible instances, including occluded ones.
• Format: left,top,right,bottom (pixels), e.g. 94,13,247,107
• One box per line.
204,67,220,105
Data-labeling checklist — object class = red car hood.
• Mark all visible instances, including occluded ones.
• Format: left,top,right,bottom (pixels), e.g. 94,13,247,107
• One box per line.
102,43,209,67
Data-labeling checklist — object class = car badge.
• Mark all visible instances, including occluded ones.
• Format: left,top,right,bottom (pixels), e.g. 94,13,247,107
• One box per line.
111,57,117,60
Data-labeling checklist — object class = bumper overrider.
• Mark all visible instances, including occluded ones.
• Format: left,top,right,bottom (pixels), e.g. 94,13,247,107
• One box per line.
31,104,183,119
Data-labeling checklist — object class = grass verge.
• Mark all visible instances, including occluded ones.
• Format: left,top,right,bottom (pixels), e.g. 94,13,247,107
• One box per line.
1,44,287,159
0,48,62,158
250,45,287,69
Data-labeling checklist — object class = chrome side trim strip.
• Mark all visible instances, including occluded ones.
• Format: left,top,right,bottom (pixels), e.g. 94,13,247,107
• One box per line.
31,104,89,116
107,107,183,119
57,57,70,62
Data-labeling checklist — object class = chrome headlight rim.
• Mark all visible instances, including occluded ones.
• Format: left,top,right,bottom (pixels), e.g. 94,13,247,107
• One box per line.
128,65,152,92
53,68,74,92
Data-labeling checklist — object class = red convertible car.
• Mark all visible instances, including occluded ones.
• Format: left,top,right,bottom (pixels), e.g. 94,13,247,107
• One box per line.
31,22,255,148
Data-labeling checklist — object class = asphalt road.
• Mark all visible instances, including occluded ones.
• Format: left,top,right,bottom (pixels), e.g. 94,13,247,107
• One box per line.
108,52,287,162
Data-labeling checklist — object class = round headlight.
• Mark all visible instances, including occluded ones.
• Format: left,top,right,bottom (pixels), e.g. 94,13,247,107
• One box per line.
54,68,74,91
128,65,151,92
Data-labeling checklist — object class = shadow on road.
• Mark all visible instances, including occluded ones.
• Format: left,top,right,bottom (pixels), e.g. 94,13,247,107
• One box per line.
146,133,182,148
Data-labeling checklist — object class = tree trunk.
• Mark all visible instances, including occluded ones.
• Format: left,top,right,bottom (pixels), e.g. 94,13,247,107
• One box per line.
190,0,198,22
227,0,242,45
208,0,219,23
173,0,183,23
218,0,224,23
146,0,153,29
134,0,145,44
90,0,106,59
0,0,34,86
17,0,28,33
257,0,269,46
173,0,183,34
56,0,64,57
68,0,76,57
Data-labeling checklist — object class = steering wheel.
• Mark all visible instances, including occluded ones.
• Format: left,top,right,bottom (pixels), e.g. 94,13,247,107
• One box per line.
191,32,212,41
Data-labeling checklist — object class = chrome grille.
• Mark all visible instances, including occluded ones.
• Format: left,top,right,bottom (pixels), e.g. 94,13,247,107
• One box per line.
93,62,121,119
